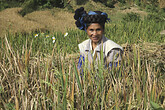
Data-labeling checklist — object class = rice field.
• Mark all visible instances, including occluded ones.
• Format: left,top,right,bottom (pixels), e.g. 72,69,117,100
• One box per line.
0,19,165,109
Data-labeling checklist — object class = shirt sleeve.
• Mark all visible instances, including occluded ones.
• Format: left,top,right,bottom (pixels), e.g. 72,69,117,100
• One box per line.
77,54,85,70
106,48,123,68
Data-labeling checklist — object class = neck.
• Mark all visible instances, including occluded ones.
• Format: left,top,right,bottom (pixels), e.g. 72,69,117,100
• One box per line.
91,35,104,50
92,42,98,50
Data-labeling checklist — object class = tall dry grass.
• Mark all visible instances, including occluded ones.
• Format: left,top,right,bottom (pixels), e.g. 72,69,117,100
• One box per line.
0,36,164,109
0,19,165,109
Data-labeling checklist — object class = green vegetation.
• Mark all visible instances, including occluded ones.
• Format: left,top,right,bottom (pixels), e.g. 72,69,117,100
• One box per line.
1,0,164,15
0,16,165,109
122,12,141,22
0,0,165,109
0,0,24,10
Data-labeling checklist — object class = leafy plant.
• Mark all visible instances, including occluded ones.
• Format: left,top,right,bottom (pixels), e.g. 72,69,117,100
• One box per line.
145,4,159,13
93,0,116,8
122,12,141,22
146,13,165,23
150,101,164,110
0,0,23,11
19,0,66,16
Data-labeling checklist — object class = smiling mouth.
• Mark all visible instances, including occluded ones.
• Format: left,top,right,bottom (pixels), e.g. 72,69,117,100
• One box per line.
92,37,99,40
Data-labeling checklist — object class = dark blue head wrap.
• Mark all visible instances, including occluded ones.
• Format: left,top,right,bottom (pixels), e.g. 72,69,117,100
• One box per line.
74,7,111,31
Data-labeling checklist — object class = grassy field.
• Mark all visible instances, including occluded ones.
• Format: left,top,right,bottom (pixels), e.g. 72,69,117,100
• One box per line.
0,2,165,110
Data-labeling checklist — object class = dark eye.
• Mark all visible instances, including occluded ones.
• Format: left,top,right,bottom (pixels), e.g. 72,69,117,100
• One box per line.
89,29,94,32
96,28,101,31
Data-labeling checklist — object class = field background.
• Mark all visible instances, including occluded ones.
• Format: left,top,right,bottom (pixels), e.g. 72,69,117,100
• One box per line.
0,0,164,37
0,0,165,110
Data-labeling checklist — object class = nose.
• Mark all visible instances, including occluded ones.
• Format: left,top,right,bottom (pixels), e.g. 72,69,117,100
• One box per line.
93,30,97,36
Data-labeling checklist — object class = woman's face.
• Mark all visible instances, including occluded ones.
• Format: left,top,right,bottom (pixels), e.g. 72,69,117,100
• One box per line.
86,23,104,44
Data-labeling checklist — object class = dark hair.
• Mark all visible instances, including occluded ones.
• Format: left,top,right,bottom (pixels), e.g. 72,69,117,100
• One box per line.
84,11,107,23
74,7,110,31
84,13,107,29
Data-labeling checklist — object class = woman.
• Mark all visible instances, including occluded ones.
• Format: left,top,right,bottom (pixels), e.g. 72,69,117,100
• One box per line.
74,7,123,70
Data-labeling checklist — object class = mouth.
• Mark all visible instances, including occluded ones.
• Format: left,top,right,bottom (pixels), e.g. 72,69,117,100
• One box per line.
92,37,99,40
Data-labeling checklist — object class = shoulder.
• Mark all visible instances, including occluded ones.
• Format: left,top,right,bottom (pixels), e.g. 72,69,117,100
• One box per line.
107,48,123,62
78,39,89,47
104,38,123,56
78,39,90,54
